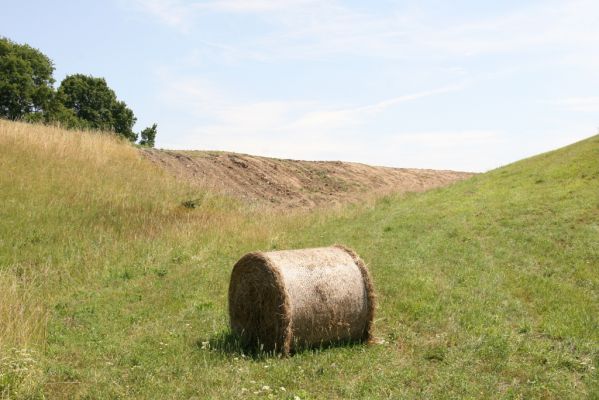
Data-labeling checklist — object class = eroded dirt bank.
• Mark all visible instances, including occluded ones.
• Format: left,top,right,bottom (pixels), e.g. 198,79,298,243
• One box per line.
140,148,474,208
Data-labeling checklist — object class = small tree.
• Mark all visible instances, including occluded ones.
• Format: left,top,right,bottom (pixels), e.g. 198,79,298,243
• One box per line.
56,74,137,141
139,123,157,147
0,37,55,120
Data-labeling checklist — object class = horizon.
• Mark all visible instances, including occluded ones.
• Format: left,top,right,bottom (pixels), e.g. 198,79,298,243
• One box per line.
2,0,598,172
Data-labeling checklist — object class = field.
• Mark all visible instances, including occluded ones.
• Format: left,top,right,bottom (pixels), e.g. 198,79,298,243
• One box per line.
1,120,598,399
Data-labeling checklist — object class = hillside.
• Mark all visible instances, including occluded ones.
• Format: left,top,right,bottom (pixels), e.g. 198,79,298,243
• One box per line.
0,120,598,399
140,148,472,208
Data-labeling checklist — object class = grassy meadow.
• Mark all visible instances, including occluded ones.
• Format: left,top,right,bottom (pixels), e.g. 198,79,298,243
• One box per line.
0,120,598,399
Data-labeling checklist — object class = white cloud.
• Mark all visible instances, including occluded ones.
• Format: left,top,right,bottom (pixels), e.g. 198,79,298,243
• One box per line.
416,1,599,58
155,71,481,164
390,131,501,147
351,84,466,114
284,83,466,133
551,97,599,113
155,73,595,171
195,0,320,13
177,127,506,171
132,0,192,31
133,0,599,62
132,1,599,171
158,71,466,139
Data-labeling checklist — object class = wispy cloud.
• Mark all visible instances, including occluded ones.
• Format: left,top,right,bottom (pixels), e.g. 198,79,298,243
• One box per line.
285,83,466,133
133,0,599,62
129,0,599,171
155,68,474,162
551,97,599,113
133,0,192,31
132,0,326,33
195,0,320,13
159,70,465,138
350,85,465,114
390,131,501,147
154,70,594,172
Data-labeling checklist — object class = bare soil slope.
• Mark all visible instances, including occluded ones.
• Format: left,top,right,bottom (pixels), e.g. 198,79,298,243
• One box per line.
141,148,474,208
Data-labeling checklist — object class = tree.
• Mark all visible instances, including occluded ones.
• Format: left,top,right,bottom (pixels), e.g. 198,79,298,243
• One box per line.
44,98,88,130
0,37,55,120
0,37,157,145
139,123,157,147
56,74,137,141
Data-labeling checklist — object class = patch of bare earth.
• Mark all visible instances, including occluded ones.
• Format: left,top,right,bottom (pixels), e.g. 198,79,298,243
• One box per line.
140,148,474,208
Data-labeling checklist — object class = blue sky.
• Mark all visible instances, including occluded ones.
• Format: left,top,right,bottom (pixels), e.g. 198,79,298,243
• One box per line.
2,0,598,171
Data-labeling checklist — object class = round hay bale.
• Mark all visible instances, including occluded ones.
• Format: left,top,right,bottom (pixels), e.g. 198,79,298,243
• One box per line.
228,245,375,354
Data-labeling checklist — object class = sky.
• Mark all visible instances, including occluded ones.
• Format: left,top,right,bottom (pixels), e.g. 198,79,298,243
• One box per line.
2,0,598,171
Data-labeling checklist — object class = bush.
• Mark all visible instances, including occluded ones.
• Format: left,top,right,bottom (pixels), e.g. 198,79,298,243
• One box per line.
139,123,157,147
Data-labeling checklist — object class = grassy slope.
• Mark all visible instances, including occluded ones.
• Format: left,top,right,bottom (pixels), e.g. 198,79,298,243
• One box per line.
1,120,598,399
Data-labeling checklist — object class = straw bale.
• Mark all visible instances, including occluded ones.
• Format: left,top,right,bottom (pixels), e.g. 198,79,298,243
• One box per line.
228,245,375,354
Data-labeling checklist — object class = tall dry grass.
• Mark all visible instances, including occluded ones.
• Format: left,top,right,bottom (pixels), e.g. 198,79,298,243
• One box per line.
0,121,212,350
0,272,47,350
0,120,325,354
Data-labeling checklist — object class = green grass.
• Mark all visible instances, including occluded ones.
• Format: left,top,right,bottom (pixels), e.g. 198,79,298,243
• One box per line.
1,120,598,399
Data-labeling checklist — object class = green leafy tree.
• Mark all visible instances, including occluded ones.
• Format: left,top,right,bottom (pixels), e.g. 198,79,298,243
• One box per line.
139,123,157,147
1,37,157,144
0,37,55,120
44,99,88,130
42,87,83,130
56,74,137,141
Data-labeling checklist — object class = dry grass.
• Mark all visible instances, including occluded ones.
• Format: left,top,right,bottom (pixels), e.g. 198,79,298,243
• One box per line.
0,121,215,350
0,120,323,354
0,272,47,349
0,120,138,165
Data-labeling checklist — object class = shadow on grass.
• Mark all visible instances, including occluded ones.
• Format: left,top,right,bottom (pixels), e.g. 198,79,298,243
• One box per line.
195,331,275,360
197,330,369,360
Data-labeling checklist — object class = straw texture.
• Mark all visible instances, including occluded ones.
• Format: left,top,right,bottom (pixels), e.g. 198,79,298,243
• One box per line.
228,245,375,354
